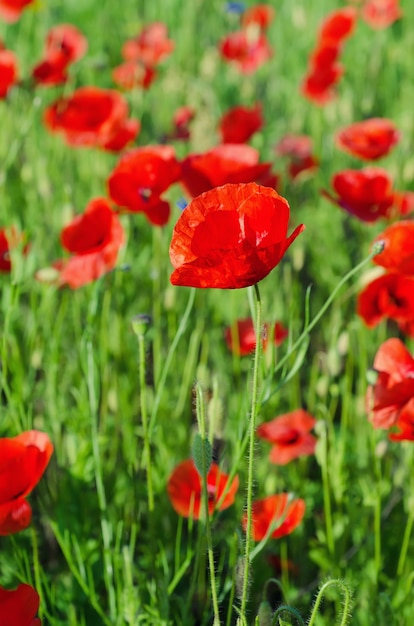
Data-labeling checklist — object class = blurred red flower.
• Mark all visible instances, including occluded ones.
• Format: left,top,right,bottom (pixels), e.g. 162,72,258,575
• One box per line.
112,61,156,91
357,272,414,328
319,7,358,43
122,22,174,67
219,103,263,144
242,493,305,541
0,583,41,625
367,338,414,429
165,105,195,141
0,46,18,98
301,62,344,105
56,198,125,289
392,191,414,217
361,0,402,29
372,221,414,275
276,134,319,180
180,144,272,198
219,30,272,74
32,23,87,86
257,409,317,465
0,226,25,272
0,0,33,22
167,459,239,519
336,118,400,160
44,86,139,151
0,431,53,535
389,398,414,441
224,318,288,356
108,145,180,225
241,4,275,30
169,182,304,289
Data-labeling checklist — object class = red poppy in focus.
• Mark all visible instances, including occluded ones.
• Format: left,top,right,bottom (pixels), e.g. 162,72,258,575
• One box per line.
219,103,263,144
44,86,139,151
242,493,305,541
0,583,41,626
0,226,25,273
0,0,34,22
336,118,400,161
32,23,87,86
321,167,394,222
219,30,272,74
180,144,272,198
167,459,239,519
257,409,317,465
0,47,18,98
372,221,414,275
319,7,358,43
357,272,414,328
224,318,288,356
0,431,53,535
108,145,180,226
122,22,174,67
170,182,304,289
241,4,275,30
112,61,157,91
361,0,402,29
367,338,414,429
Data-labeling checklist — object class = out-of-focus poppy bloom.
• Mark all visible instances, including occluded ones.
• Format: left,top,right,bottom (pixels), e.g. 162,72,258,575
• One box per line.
218,103,263,144
361,0,402,29
242,493,305,541
112,61,156,91
336,118,400,161
224,318,288,356
32,23,87,86
367,338,414,429
275,134,319,180
357,272,414,328
0,431,53,535
310,40,341,67
0,46,18,98
219,30,272,74
255,168,281,190
0,0,34,23
169,182,304,289
165,105,195,141
389,398,414,441
257,409,317,465
0,583,41,625
101,118,140,152
167,459,239,519
241,4,275,30
122,22,174,67
371,221,414,275
180,144,272,198
301,62,344,105
321,167,394,222
392,191,414,217
54,198,125,289
44,87,139,151
319,7,358,43
108,145,180,226
0,226,25,272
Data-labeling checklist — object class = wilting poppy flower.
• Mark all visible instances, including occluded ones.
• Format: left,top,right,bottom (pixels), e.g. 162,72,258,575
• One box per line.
44,86,139,150
241,4,275,30
224,318,287,356
336,118,400,161
108,145,180,225
170,182,304,289
367,338,414,429
388,398,414,441
371,221,414,275
219,103,263,144
167,459,239,519
0,46,18,98
122,22,174,67
112,61,156,91
319,7,358,43
322,167,394,222
181,144,272,198
0,583,41,626
357,272,414,328
32,23,87,86
242,493,305,541
0,430,53,535
361,0,402,29
257,409,317,465
0,0,34,22
0,226,26,273
219,30,272,74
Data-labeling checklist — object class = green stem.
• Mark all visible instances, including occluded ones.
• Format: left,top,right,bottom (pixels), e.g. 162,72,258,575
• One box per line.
307,579,353,626
397,509,414,576
137,331,154,512
320,422,335,556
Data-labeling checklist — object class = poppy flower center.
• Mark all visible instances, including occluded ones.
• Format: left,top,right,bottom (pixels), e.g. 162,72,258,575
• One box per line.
277,427,300,445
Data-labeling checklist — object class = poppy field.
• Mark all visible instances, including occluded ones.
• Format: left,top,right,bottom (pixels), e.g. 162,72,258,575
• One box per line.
1,0,414,624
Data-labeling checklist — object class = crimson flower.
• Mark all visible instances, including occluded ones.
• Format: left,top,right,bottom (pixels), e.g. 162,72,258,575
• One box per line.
372,221,414,275
218,103,263,144
336,118,400,160
224,318,288,356
167,459,239,519
0,431,53,535
361,0,402,29
122,22,174,67
219,30,272,74
107,145,180,226
392,191,414,217
0,583,41,626
0,46,18,98
301,61,344,105
257,409,317,465
241,4,275,30
242,494,305,541
112,61,156,91
0,0,34,22
389,398,414,441
319,7,358,43
275,134,319,180
357,272,414,328
32,23,87,86
169,182,304,289
0,226,25,272
367,338,414,429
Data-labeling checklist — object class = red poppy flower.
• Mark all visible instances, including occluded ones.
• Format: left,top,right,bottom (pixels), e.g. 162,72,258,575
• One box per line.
112,61,156,91
0,47,18,98
122,22,174,67
219,103,263,144
0,0,34,22
224,318,288,356
0,430,53,535
357,272,414,327
44,86,139,150
276,134,312,160
371,221,414,275
389,398,414,441
32,23,87,86
301,62,344,105
241,4,275,30
361,0,402,29
180,144,272,198
257,409,317,465
54,198,125,289
167,459,239,519
321,167,394,222
242,494,305,541
170,182,304,289
107,145,180,225
0,583,41,626
319,7,358,43
392,191,414,217
0,226,24,272
219,30,272,74
310,40,341,67
336,118,400,161
367,338,414,429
